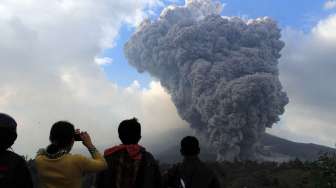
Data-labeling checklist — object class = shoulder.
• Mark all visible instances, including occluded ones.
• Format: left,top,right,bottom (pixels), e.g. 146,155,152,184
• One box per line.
34,151,45,164
164,163,182,180
198,160,211,169
142,151,157,163
70,154,93,167
104,145,124,157
5,151,26,163
142,151,155,159
199,161,217,177
71,154,87,161
4,150,22,158
141,151,160,169
3,151,27,169
104,149,124,162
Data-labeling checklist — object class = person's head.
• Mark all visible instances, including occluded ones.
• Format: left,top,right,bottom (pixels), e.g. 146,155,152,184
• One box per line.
0,113,17,151
49,121,75,151
118,118,141,145
180,136,200,157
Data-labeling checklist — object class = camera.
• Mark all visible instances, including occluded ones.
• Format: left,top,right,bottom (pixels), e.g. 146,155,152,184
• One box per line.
74,133,83,141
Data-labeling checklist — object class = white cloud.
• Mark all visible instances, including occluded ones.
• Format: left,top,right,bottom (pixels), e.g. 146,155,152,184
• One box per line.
268,14,336,147
324,0,336,10
313,14,336,41
0,0,189,157
94,57,113,65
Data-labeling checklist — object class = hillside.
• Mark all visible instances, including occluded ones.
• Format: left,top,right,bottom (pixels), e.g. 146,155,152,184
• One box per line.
261,134,336,161
156,133,336,163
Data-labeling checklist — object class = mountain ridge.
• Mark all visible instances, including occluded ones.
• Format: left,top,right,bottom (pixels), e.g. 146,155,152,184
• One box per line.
155,133,336,163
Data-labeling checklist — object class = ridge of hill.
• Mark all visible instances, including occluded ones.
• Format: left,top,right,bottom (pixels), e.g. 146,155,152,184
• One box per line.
156,133,336,163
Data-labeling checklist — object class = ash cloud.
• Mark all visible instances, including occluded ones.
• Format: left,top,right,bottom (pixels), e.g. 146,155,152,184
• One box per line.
125,0,288,161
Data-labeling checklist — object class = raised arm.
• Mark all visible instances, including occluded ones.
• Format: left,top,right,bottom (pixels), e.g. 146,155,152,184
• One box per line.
75,131,107,172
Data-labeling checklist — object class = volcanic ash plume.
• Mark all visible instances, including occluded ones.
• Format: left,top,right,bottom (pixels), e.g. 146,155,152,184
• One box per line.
124,0,288,161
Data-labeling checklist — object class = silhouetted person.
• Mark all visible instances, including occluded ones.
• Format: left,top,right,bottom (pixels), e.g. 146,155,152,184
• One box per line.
0,113,34,188
164,136,220,188
96,118,162,188
35,121,107,188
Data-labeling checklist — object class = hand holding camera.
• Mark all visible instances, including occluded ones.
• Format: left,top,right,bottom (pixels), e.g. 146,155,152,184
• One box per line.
75,129,95,149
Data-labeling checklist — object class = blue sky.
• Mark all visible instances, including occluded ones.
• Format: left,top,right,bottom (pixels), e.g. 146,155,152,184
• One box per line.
100,25,152,87
102,0,335,87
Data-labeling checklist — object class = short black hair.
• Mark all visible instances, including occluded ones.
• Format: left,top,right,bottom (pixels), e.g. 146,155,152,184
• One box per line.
180,136,200,156
49,121,75,149
0,113,17,151
118,118,141,145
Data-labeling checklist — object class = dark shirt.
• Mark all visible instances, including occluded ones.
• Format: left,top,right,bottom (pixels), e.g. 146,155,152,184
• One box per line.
164,156,220,188
96,148,162,188
0,150,33,188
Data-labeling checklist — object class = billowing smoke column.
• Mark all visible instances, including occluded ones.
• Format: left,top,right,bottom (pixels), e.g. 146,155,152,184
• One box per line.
125,0,288,161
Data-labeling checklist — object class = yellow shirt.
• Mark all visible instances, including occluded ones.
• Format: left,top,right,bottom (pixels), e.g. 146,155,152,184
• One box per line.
35,152,107,188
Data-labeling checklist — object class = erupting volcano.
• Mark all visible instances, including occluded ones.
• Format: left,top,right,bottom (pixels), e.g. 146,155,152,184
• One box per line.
125,0,288,161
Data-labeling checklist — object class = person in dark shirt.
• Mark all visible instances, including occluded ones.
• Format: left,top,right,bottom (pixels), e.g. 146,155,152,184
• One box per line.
0,113,34,188
96,118,162,188
164,136,220,188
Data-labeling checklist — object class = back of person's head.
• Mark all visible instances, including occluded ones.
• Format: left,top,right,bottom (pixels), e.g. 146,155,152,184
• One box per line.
0,113,17,151
49,121,75,151
118,118,141,145
180,136,200,157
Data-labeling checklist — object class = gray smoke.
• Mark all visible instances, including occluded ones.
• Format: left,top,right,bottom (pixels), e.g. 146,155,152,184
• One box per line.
124,0,288,161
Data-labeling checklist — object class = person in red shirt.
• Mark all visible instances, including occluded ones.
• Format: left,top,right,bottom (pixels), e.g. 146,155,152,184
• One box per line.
96,118,162,188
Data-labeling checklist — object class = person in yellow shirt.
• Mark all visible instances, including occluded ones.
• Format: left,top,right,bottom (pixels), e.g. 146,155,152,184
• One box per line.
35,121,107,188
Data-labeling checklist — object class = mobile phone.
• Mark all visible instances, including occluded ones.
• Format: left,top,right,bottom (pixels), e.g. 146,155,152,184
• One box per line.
74,133,83,141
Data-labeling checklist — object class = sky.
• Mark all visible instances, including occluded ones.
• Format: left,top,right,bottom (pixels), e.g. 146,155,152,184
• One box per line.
0,0,336,157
